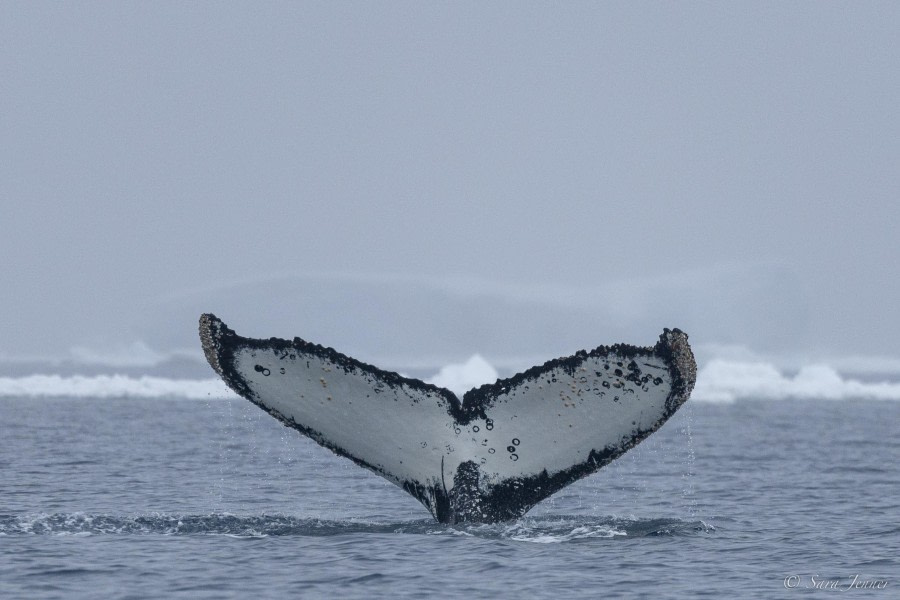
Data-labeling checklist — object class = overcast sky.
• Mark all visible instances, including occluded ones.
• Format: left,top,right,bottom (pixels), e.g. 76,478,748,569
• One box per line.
1,2,898,367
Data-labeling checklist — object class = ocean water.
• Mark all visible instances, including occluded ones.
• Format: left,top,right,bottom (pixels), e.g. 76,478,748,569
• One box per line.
1,395,897,598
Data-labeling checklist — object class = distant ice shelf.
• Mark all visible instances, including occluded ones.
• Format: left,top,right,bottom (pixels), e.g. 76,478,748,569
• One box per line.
2,356,900,401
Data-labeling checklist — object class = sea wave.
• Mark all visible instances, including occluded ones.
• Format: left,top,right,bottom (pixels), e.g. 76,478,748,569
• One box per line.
692,360,900,403
0,513,712,540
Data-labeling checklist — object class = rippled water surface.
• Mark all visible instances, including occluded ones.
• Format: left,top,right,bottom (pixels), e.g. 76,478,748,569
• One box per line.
1,397,897,598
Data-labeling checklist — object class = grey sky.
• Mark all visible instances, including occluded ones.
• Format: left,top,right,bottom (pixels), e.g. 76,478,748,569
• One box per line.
1,3,898,366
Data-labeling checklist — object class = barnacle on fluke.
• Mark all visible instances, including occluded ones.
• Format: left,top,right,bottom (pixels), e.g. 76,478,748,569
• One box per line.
199,314,696,524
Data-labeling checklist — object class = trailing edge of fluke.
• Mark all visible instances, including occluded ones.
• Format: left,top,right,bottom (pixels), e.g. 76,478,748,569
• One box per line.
199,313,696,524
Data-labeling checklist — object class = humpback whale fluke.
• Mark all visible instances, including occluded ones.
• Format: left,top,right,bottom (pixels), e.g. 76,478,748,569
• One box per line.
199,314,696,524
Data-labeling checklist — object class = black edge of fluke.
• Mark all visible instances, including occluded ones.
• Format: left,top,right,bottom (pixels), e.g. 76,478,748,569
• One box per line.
199,313,246,398
655,327,697,414
198,313,228,378
198,313,697,524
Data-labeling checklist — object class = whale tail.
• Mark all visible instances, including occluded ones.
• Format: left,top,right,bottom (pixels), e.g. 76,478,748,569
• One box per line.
199,314,696,523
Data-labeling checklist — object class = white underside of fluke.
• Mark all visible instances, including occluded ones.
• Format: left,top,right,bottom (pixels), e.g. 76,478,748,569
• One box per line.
231,346,673,490
233,346,455,491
